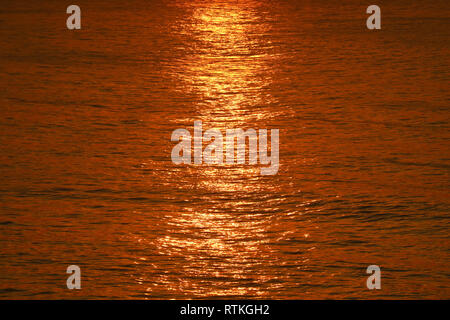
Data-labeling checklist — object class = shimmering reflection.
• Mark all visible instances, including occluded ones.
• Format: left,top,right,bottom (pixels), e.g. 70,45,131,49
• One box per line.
148,2,297,297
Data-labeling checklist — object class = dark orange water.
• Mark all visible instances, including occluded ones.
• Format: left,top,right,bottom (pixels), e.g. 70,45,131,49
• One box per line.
0,0,449,299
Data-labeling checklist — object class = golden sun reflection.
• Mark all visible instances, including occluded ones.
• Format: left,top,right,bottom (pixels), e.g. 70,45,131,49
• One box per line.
144,2,291,298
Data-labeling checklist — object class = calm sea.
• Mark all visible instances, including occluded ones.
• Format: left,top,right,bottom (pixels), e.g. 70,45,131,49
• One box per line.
0,0,449,299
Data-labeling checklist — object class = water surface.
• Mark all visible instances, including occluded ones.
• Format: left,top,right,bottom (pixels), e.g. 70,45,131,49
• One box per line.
0,0,449,299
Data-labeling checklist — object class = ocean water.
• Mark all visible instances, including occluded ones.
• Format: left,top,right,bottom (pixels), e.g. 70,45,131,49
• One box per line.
0,0,449,299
